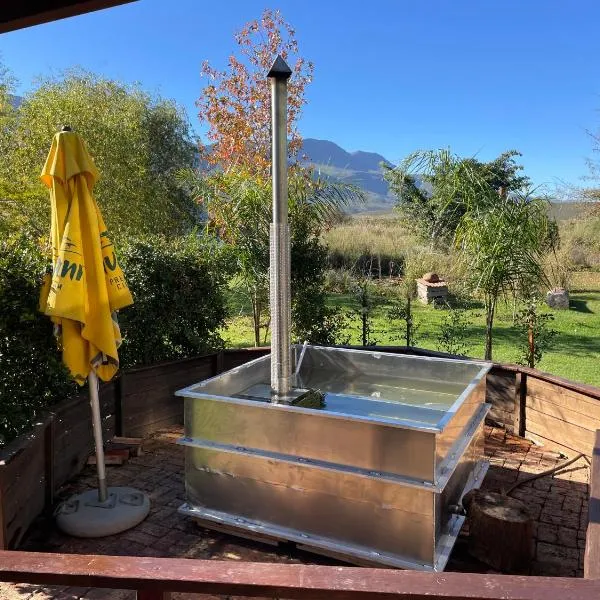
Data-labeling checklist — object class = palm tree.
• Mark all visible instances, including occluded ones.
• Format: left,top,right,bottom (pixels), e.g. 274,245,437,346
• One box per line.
456,190,553,360
185,166,363,346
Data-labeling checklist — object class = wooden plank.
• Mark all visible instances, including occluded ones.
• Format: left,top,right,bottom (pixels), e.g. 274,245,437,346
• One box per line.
0,429,46,548
515,372,527,437
485,368,517,431
585,430,600,579
43,417,55,508
0,551,599,599
527,378,600,422
519,367,600,402
526,408,596,456
527,395,600,432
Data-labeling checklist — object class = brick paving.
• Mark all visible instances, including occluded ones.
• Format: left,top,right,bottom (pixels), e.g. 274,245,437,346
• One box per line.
0,425,590,599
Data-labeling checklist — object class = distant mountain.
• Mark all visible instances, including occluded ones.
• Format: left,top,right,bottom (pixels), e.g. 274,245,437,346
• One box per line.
301,138,397,212
9,94,22,109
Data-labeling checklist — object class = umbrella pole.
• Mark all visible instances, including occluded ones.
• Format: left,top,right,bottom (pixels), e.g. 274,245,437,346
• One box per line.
88,370,108,502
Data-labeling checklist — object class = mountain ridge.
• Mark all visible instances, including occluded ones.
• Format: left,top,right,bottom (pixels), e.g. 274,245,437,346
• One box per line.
300,138,396,211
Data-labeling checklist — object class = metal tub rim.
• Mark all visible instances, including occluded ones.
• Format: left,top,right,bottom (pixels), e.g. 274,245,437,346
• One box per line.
176,346,491,434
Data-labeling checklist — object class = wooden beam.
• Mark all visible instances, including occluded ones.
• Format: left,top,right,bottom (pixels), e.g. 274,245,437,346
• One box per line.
0,0,136,34
585,430,600,578
0,551,600,599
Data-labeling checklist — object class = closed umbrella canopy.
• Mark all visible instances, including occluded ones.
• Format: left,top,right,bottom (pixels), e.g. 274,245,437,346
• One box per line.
39,130,132,384
39,130,148,536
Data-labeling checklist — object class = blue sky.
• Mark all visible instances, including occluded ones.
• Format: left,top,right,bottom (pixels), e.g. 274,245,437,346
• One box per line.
2,0,600,190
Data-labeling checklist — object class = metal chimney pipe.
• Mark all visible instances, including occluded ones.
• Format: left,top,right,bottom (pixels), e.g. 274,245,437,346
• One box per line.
268,55,293,399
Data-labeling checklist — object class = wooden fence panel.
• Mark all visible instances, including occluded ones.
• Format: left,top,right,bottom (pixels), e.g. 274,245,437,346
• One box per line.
0,420,49,549
1,551,600,599
525,376,598,457
52,382,116,493
222,348,270,371
485,367,518,432
120,355,216,438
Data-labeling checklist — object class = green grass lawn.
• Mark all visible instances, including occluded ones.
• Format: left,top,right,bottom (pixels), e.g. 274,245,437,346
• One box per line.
222,272,600,387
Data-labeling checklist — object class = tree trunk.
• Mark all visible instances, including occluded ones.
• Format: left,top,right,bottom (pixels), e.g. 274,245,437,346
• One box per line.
251,294,261,348
463,489,533,573
362,311,368,346
484,295,496,361
528,322,535,368
406,296,412,346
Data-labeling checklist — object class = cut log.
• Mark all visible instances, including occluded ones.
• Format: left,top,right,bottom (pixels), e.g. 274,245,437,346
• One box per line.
463,489,533,573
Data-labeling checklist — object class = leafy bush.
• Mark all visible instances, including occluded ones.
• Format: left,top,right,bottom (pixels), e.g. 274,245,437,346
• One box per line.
291,221,349,346
437,307,472,356
0,233,76,446
386,298,420,347
515,299,556,368
118,235,228,367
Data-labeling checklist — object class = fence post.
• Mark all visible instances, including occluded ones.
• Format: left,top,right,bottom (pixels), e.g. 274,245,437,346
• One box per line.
514,371,527,437
215,351,224,376
0,474,6,549
114,375,123,437
43,416,55,510
585,429,600,578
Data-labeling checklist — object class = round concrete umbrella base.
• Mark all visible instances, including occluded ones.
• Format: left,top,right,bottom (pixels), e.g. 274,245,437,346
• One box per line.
55,487,150,538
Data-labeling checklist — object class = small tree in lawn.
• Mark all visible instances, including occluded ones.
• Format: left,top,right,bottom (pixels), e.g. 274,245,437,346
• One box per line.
515,299,556,368
437,307,472,356
456,191,554,361
197,9,313,177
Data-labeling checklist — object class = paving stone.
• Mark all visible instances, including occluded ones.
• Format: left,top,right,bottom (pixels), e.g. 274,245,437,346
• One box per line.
537,523,558,544
4,424,588,600
557,526,578,548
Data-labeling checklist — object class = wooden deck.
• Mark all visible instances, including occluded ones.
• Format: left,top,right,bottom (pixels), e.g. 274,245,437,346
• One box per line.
0,424,591,599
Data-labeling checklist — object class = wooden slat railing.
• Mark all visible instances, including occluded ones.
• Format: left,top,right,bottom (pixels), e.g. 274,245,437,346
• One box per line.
1,551,600,600
584,430,600,578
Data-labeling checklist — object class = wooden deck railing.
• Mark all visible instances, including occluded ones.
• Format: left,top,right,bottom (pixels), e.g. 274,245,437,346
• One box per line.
1,550,600,600
584,429,600,578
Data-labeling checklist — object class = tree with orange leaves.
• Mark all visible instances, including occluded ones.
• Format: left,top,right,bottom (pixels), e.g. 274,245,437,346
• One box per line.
197,9,313,177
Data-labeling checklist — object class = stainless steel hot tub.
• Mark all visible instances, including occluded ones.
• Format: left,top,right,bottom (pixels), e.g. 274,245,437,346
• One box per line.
176,345,490,571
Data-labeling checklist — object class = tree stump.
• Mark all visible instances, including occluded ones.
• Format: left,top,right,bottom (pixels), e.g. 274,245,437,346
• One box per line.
463,489,533,573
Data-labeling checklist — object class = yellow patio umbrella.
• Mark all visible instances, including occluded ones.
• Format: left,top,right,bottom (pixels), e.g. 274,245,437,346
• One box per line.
39,127,149,537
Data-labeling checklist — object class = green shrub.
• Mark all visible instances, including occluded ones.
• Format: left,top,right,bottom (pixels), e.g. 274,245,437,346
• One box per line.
0,233,76,446
291,226,348,345
118,235,228,367
436,307,472,356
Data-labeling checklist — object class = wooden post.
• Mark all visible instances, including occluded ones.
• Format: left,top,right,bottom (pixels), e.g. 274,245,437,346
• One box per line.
114,375,123,437
43,416,55,510
215,351,224,376
585,430,600,578
513,371,527,438
0,476,6,550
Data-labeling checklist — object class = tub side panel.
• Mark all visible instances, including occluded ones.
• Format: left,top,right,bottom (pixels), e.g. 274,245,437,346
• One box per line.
435,377,487,476
435,418,486,542
185,445,435,565
185,398,436,482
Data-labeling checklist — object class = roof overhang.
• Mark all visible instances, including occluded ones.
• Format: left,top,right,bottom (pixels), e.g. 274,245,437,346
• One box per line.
0,0,137,34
